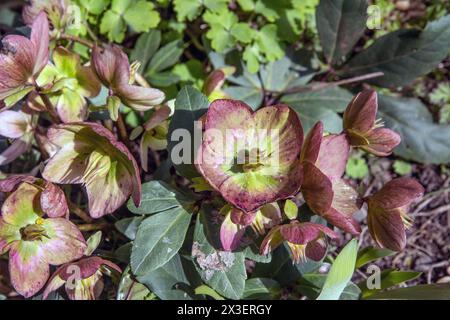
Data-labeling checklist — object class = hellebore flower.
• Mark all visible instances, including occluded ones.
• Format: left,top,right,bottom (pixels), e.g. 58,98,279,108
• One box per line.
0,110,36,165
0,175,69,218
0,12,49,108
42,122,141,218
91,44,165,117
220,202,282,251
202,67,235,102
0,182,86,297
43,256,121,300
301,122,361,235
343,90,401,156
367,177,424,251
260,221,338,263
197,99,304,213
33,47,101,122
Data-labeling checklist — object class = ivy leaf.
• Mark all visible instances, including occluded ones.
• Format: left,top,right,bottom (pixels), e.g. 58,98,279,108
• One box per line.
341,15,450,87
316,0,368,64
174,0,202,21
317,239,358,300
192,213,247,300
131,207,192,275
281,86,353,133
378,95,450,164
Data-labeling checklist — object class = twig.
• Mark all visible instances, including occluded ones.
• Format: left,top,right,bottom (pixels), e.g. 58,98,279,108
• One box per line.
78,221,109,232
116,113,130,143
59,34,94,49
68,201,93,223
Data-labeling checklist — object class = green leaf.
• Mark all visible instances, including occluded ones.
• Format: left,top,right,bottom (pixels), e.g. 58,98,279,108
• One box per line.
243,278,281,300
173,0,202,21
366,283,450,300
124,0,160,32
79,0,110,15
194,285,225,300
255,24,284,61
127,180,191,214
356,246,395,268
341,15,450,87
281,86,353,133
100,10,126,42
137,254,193,300
378,95,450,164
167,86,209,178
317,239,358,300
346,154,369,179
131,30,162,71
224,86,263,109
316,0,368,64
115,216,144,240
147,40,184,74
393,160,412,176
192,214,247,300
117,266,155,300
231,23,256,43
359,269,421,298
298,274,361,300
131,207,192,275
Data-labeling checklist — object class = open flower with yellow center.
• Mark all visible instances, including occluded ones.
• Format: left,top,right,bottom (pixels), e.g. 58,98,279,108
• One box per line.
42,122,141,218
196,99,304,213
0,182,86,297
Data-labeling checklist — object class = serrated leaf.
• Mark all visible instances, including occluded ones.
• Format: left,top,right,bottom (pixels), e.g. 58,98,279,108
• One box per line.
131,207,192,275
356,246,395,268
127,180,191,215
317,239,358,300
124,0,160,32
192,214,247,300
393,160,412,176
167,86,209,178
346,155,369,179
378,95,450,164
316,0,368,64
341,15,450,87
100,10,126,42
281,86,353,133
173,0,202,21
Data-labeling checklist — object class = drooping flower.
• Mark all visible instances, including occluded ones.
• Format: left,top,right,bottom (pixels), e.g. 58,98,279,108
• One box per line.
300,122,361,235
367,177,424,251
42,122,141,218
197,99,304,213
0,12,49,108
0,175,69,218
43,256,121,300
0,110,36,165
91,44,165,118
343,90,401,156
0,182,86,297
260,221,338,263
33,47,101,122
220,202,281,251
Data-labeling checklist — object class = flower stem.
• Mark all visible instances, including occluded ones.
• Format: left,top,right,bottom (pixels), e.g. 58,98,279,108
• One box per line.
59,34,94,49
38,93,60,123
68,201,93,223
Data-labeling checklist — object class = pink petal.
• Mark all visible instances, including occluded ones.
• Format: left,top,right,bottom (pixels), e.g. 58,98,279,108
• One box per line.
230,208,256,226
0,110,31,138
370,177,424,210
343,90,377,133
302,161,333,215
305,237,328,261
40,182,69,218
300,121,323,163
0,137,31,166
117,85,165,111
220,210,246,251
316,133,350,179
9,241,50,298
280,221,337,245
367,206,406,251
30,11,49,76
0,174,37,193
1,182,40,227
42,272,65,300
143,105,171,130
91,45,130,88
363,128,401,156
259,225,283,255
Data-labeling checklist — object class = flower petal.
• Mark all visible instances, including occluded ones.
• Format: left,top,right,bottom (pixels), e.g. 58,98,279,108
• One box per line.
260,225,283,255
370,177,424,210
220,208,246,251
302,161,333,215
55,89,88,122
343,90,377,133
0,218,20,254
117,85,165,111
9,241,49,298
40,182,69,218
40,218,86,265
363,128,401,156
1,182,41,227
367,205,406,251
0,137,31,166
305,237,328,261
280,221,337,245
91,45,130,88
42,273,65,300
316,134,350,179
300,121,323,163
30,11,49,76
0,110,31,138
0,174,37,193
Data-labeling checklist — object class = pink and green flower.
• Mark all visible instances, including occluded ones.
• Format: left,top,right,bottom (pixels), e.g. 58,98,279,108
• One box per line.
42,122,141,218
301,122,361,235
197,99,304,213
260,221,338,263
0,182,86,297
367,177,424,251
0,12,49,108
43,256,121,300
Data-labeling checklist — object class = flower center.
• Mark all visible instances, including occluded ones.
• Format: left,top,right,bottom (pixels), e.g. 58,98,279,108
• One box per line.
20,219,47,241
231,148,266,173
286,242,307,264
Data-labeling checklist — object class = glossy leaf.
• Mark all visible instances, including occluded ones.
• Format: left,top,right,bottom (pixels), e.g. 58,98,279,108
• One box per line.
356,246,396,268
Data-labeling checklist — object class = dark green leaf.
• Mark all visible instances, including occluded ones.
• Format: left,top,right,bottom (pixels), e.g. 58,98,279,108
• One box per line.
117,266,154,300
341,15,450,87
115,217,144,240
131,207,192,275
147,40,184,74
243,278,281,300
378,95,450,164
316,0,368,64
131,30,162,71
356,246,396,268
366,283,450,300
359,269,421,298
